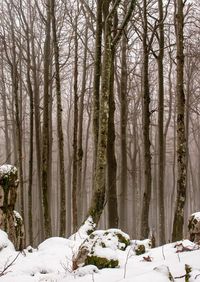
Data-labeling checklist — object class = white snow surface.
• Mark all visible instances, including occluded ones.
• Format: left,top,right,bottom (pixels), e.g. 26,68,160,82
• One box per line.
0,229,200,281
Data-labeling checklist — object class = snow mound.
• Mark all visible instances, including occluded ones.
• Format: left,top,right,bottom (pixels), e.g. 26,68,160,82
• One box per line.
0,229,15,252
73,265,99,277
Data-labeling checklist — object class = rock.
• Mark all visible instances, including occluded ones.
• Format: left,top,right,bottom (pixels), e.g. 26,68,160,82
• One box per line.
73,228,130,270
135,244,146,255
188,212,200,243
0,165,25,250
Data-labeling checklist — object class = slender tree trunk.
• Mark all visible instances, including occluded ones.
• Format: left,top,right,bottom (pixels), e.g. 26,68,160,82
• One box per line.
119,32,128,231
72,14,79,231
41,0,52,238
66,100,73,236
10,11,24,222
31,24,44,242
107,49,118,228
1,54,11,163
172,0,187,241
107,4,118,229
26,32,34,246
141,0,152,239
77,25,88,224
51,0,66,237
157,0,165,245
82,100,92,216
93,0,103,169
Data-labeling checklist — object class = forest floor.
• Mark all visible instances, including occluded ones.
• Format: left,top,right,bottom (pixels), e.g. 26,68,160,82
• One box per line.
0,229,200,282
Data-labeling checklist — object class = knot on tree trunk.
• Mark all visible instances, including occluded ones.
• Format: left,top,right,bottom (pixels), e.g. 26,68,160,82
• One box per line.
0,164,25,250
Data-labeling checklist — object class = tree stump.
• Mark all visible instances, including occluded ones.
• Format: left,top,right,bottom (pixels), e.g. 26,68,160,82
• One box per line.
0,165,25,250
188,212,200,243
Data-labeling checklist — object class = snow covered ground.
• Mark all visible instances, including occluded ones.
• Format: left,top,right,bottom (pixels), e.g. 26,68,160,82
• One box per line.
0,229,200,282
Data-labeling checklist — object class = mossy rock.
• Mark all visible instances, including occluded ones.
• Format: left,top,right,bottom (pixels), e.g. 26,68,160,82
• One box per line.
85,255,119,269
74,228,130,270
115,232,130,250
188,213,200,243
0,165,18,189
87,229,130,251
135,244,145,255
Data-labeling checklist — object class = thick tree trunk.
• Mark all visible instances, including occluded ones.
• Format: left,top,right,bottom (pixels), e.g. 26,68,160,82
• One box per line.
89,0,112,224
88,0,136,226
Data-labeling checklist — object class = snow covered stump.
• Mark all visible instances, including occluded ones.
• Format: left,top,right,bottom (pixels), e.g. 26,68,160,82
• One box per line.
0,165,24,250
188,212,200,243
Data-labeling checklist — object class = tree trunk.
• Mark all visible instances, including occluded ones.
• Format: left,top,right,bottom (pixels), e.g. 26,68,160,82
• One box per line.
107,3,118,229
31,23,44,242
72,14,79,231
157,0,165,245
140,0,152,239
77,25,88,224
1,53,11,164
119,32,128,231
93,0,103,170
172,0,187,242
51,0,66,237
41,0,52,238
88,0,136,226
88,0,112,224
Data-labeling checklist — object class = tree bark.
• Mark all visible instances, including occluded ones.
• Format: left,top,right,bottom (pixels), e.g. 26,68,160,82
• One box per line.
41,0,52,238
93,0,103,170
172,0,187,242
157,0,165,245
140,0,152,239
77,24,88,224
51,0,66,237
119,32,128,231
72,13,79,231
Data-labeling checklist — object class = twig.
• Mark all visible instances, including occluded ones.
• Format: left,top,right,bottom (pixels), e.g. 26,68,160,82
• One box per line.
0,251,21,277
174,274,186,279
123,246,133,279
177,252,181,262
162,245,165,260
195,273,200,279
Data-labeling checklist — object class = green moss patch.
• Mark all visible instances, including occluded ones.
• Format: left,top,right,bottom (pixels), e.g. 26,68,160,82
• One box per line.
85,255,118,269
135,244,146,255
